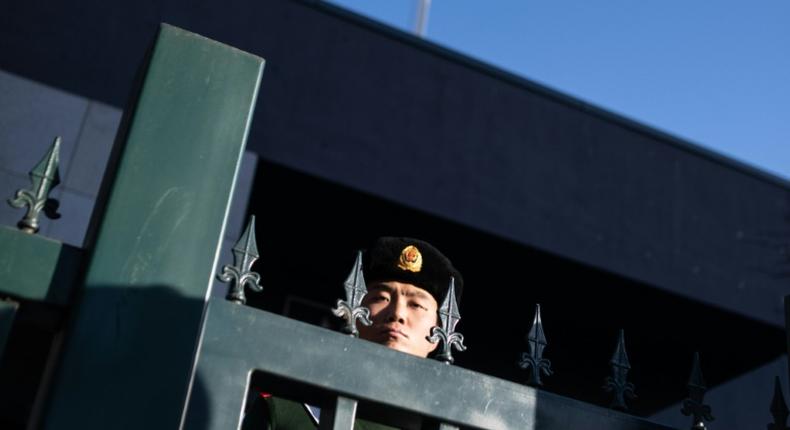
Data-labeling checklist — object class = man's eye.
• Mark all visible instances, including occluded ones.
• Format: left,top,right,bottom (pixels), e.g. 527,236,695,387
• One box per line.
410,302,427,310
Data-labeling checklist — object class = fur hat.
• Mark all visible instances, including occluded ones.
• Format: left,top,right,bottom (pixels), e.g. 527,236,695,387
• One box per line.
363,237,463,305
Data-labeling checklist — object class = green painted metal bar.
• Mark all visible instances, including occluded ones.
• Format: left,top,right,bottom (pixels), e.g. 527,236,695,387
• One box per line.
185,299,677,430
0,226,82,306
0,299,20,361
318,396,358,430
42,24,264,429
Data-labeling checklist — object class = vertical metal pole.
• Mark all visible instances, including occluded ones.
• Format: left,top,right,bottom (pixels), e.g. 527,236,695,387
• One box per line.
318,396,358,430
181,301,252,430
41,24,264,429
414,0,432,37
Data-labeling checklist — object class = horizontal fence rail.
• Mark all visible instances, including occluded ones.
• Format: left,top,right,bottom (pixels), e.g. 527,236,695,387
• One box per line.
185,299,676,430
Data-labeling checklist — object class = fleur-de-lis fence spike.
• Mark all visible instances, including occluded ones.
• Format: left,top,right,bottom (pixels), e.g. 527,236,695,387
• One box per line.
518,304,553,386
217,216,262,305
603,329,636,410
681,352,714,430
427,277,466,364
769,375,790,430
332,251,372,337
8,136,62,233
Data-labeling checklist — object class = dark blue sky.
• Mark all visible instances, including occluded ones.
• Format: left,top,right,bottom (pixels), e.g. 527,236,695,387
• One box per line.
329,0,790,181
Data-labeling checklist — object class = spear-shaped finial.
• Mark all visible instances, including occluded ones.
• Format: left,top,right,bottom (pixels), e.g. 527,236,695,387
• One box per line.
427,277,466,364
603,329,636,410
332,251,372,337
769,376,790,430
518,304,553,386
8,136,62,233
681,352,714,430
217,216,262,305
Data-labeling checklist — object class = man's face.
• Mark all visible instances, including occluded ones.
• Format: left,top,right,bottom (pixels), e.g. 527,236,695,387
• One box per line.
358,281,439,358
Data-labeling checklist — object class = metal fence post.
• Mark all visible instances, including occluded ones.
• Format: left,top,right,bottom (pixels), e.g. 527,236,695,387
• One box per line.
41,23,264,429
318,396,358,430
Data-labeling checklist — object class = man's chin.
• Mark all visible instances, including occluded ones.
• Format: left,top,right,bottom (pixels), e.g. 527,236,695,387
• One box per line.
361,334,421,356
380,338,406,350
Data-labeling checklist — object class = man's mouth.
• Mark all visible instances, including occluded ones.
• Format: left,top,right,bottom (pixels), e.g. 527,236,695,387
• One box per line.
381,327,408,339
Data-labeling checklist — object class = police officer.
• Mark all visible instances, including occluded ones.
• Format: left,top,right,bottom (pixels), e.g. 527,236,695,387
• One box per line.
243,237,463,429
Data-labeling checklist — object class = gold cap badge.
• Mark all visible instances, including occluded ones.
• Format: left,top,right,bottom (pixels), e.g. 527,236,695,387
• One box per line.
397,245,422,272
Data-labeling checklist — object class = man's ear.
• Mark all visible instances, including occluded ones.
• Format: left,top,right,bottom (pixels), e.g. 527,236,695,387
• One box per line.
426,312,440,354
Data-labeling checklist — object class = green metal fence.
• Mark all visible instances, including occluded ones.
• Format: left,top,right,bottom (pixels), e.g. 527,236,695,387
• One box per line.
185,299,676,429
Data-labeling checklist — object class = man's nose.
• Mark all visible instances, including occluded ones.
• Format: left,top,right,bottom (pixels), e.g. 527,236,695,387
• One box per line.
385,297,406,323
